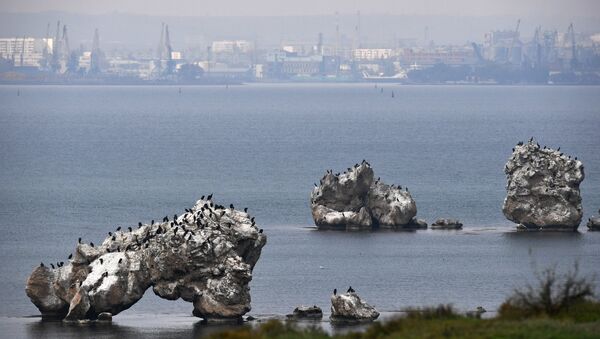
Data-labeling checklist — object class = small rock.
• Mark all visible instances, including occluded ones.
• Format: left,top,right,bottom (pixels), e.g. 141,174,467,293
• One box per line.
97,312,112,321
587,216,600,231
330,292,379,323
289,305,323,319
430,218,463,230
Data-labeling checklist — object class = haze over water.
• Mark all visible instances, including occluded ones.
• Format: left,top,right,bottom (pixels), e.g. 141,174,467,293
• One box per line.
1,84,599,337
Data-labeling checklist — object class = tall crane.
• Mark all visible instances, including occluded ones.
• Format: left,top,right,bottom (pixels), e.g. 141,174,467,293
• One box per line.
567,23,577,68
508,19,520,64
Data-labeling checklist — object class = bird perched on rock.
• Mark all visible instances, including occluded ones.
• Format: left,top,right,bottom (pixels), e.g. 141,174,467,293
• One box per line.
333,288,337,295
116,226,121,231
90,242,94,247
138,222,142,227
347,286,355,293
99,258,103,264
68,253,72,259
128,227,133,232
40,262,45,268
78,237,82,244
50,264,55,269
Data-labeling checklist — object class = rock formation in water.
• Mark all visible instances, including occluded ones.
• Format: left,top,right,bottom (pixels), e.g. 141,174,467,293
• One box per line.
430,218,463,230
310,161,419,230
502,140,585,231
330,291,379,323
588,210,600,231
287,305,323,319
26,197,267,323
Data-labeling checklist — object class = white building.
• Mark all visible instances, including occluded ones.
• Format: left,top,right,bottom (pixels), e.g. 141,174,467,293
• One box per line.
0,38,53,67
353,48,394,61
211,40,254,54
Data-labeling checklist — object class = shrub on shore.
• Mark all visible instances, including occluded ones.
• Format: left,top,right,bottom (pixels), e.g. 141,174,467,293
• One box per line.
499,263,597,321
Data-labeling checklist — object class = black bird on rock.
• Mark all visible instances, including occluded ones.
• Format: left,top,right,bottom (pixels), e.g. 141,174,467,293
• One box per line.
230,204,234,209
68,253,72,260
244,207,248,213
347,286,355,293
207,194,213,200
90,242,94,247
333,288,337,295
40,262,45,268
259,229,263,233
116,226,121,231
128,227,133,232
118,258,122,264
138,222,142,227
78,237,82,244
50,264,55,269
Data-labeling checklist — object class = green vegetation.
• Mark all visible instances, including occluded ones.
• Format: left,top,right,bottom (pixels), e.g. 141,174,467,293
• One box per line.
209,266,600,339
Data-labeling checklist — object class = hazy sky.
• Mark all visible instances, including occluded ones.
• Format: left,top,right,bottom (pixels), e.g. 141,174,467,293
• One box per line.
2,0,600,18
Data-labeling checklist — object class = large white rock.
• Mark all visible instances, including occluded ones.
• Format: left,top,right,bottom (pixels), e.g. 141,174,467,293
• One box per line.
26,197,267,323
330,292,379,323
502,140,585,231
310,161,418,230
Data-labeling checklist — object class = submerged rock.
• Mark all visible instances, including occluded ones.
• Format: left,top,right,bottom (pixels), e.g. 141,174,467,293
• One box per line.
330,291,379,323
287,305,323,319
26,197,267,323
588,214,600,231
310,161,418,230
430,218,463,230
502,140,584,231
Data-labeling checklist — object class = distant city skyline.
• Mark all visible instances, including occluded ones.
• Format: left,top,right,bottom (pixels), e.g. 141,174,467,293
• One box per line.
1,0,600,19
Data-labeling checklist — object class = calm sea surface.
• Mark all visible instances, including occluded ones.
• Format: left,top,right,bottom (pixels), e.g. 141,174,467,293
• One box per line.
1,84,599,338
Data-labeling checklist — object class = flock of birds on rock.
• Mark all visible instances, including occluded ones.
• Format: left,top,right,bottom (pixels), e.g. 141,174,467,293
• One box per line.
511,137,583,172
314,159,408,194
332,286,356,296
39,193,263,271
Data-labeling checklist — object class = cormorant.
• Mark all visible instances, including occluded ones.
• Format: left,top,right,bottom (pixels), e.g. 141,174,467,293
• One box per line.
251,217,255,223
347,286,355,293
109,232,112,236
244,207,248,213
128,227,133,232
116,226,121,231
138,222,142,227
78,237,82,244
119,258,123,264
51,264,55,269
207,194,213,200
230,204,234,209
40,262,45,267
151,220,155,225
259,229,263,233
112,236,116,241
174,227,178,234
99,258,103,264
333,288,337,295
68,253,72,259
557,147,561,151
174,214,178,220
90,242,94,247
201,195,205,200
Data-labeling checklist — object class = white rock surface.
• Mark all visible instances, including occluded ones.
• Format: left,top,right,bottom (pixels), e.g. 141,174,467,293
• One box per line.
330,292,379,323
310,161,418,230
502,140,585,231
26,197,267,322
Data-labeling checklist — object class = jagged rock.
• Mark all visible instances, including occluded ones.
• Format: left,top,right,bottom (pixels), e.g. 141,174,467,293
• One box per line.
26,197,267,323
287,305,323,319
330,292,379,323
502,141,584,231
310,161,418,230
430,218,463,230
588,215,600,231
